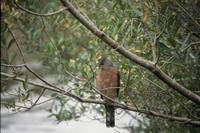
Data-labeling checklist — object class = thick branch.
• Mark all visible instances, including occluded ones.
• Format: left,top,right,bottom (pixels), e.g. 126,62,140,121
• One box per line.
59,0,200,104
1,72,200,126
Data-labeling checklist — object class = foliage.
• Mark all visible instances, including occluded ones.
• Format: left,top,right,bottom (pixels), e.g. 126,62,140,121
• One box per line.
1,0,200,132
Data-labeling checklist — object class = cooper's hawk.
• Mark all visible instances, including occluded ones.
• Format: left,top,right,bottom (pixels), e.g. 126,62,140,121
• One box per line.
96,58,120,127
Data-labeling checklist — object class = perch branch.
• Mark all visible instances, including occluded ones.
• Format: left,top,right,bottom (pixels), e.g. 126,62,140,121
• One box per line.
1,72,200,126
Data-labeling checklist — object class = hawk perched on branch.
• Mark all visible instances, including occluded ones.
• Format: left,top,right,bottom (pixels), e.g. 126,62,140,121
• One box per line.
96,58,120,127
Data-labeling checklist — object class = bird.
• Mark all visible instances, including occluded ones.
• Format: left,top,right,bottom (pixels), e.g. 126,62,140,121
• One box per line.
96,58,120,127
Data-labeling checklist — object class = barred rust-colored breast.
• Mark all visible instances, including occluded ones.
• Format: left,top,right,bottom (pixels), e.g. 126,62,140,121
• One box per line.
96,66,119,102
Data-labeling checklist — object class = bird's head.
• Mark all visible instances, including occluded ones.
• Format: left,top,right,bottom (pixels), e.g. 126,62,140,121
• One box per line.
99,58,113,67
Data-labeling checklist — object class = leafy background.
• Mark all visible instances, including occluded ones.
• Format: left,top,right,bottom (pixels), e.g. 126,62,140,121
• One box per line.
1,0,200,132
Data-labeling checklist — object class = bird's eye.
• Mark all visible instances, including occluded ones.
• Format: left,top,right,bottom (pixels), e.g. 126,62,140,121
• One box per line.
99,62,104,66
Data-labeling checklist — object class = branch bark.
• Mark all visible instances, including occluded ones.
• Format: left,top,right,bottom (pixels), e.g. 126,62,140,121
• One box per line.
59,0,200,104
1,72,200,126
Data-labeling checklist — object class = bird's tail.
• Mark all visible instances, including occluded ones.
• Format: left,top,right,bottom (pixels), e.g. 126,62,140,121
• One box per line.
105,104,115,127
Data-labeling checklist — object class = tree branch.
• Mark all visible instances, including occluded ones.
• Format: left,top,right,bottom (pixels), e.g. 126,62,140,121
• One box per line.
59,0,200,104
25,88,46,111
1,72,200,126
14,1,68,17
8,27,25,63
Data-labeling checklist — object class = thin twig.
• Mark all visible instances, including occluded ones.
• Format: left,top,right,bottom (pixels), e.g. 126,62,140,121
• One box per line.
7,27,25,63
64,69,86,81
15,1,68,17
35,88,74,106
1,64,26,67
26,88,46,111
180,41,200,53
40,17,62,60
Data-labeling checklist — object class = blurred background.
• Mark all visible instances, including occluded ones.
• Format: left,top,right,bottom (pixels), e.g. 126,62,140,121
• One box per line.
1,0,200,132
